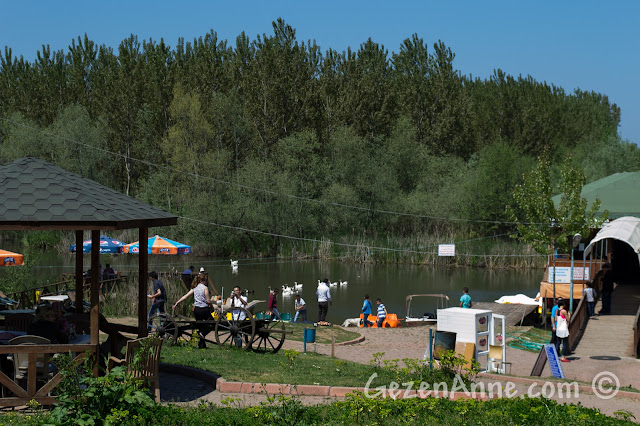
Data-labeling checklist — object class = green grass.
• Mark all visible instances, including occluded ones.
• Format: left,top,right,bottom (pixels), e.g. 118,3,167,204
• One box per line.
283,322,361,344
162,343,394,387
2,393,634,425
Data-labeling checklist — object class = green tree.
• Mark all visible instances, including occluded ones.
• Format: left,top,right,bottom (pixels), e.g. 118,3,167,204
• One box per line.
508,150,608,254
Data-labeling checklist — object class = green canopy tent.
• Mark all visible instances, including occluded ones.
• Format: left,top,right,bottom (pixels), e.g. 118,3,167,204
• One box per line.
552,171,640,219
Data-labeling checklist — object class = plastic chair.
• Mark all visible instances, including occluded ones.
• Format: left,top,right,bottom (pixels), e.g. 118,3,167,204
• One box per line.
4,313,35,332
280,312,292,322
108,337,163,402
9,335,52,387
488,344,512,374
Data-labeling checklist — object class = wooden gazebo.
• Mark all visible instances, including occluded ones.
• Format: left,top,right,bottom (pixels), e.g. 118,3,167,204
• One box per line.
0,157,177,405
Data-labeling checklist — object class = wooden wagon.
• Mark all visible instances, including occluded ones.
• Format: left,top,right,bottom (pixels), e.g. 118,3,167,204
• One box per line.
148,300,289,353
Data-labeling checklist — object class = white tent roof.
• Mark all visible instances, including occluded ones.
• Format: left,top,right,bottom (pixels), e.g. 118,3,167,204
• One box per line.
584,216,640,264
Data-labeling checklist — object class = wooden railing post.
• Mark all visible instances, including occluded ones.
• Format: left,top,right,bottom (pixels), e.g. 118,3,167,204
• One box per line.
138,228,149,338
90,231,100,377
75,230,84,314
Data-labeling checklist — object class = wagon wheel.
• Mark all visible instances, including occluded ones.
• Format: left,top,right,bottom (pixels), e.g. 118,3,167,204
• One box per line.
148,313,178,346
215,307,255,350
251,318,286,354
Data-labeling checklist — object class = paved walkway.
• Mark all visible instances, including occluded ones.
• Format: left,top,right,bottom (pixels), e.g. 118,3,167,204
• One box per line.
573,282,640,358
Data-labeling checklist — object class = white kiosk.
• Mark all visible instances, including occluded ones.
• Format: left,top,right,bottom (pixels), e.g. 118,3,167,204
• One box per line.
437,307,507,372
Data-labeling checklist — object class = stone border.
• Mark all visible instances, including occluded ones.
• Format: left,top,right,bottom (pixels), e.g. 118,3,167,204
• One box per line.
336,334,365,346
479,372,640,401
160,363,220,389
215,377,492,401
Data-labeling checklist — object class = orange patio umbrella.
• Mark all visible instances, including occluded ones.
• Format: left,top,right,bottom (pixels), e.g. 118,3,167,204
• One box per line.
123,235,191,272
0,249,24,266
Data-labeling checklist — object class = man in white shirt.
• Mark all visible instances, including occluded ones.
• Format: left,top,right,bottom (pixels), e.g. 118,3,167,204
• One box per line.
230,286,248,320
316,278,332,322
294,294,307,322
230,286,248,347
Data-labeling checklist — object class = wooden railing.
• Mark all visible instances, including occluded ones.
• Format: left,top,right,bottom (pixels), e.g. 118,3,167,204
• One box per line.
569,297,589,352
6,274,128,310
0,344,96,407
634,304,640,358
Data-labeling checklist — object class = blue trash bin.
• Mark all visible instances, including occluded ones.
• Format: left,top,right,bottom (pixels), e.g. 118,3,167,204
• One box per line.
303,327,316,352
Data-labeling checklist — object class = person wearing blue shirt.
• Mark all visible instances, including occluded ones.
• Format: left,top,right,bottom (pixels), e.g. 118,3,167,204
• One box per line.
550,298,563,345
376,298,388,328
361,294,374,327
459,287,472,308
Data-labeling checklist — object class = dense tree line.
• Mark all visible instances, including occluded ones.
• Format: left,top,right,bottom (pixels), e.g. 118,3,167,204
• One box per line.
1,19,638,257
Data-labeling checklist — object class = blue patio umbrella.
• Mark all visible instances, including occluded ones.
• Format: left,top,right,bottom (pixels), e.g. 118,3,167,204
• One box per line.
70,235,126,254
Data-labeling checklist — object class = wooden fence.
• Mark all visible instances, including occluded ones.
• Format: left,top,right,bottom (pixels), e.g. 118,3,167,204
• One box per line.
569,297,589,352
5,274,128,310
0,344,96,407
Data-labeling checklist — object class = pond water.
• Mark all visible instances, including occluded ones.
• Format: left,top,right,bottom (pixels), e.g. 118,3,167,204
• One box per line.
18,254,542,324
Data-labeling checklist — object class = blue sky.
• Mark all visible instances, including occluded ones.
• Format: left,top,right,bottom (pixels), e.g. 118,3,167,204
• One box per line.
2,0,638,143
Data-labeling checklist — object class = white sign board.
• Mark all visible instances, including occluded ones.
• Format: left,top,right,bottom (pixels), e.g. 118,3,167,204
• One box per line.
548,267,590,283
438,244,455,256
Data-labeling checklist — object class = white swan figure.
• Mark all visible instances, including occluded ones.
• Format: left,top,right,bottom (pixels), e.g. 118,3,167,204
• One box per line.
230,259,239,268
293,281,303,290
282,285,294,294
340,280,348,286
329,281,337,287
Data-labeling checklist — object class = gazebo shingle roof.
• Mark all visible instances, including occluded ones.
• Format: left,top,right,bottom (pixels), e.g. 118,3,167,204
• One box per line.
0,157,177,230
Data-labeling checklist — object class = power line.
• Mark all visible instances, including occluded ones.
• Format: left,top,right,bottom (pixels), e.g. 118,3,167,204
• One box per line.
1,116,559,227
179,216,546,258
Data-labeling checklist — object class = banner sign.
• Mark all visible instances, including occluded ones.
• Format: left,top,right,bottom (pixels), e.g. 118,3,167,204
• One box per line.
438,244,455,257
530,344,565,378
548,267,590,283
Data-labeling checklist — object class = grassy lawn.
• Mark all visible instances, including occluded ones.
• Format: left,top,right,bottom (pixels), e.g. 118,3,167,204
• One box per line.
283,322,361,344
162,343,394,387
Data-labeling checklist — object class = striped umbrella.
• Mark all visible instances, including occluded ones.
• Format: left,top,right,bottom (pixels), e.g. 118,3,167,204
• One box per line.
123,235,191,271
70,235,126,254
0,249,24,266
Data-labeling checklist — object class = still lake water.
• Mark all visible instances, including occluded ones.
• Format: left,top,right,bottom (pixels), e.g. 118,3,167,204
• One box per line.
24,254,541,323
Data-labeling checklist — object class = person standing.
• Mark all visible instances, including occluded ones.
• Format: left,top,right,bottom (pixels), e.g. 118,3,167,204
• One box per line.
293,294,307,322
317,278,332,323
173,275,212,348
459,287,473,308
555,300,571,362
268,288,281,320
147,272,166,332
230,286,249,347
376,298,388,328
550,297,563,345
583,281,596,318
599,265,614,314
361,294,374,327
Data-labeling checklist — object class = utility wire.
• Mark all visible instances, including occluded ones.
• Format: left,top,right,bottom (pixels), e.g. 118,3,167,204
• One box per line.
1,116,562,227
179,216,547,257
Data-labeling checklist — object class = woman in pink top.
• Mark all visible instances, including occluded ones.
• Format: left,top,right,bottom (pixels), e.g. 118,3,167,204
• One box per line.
555,300,571,362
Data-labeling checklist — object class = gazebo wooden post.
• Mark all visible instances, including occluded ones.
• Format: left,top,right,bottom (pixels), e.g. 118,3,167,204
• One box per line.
138,227,149,337
75,230,84,313
90,230,100,376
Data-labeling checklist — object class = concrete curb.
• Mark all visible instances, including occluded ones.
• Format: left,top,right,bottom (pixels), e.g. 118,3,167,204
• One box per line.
479,372,640,401
336,334,365,346
215,377,492,400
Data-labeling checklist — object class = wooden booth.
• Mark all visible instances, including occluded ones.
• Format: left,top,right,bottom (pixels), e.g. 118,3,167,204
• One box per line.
0,158,177,406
